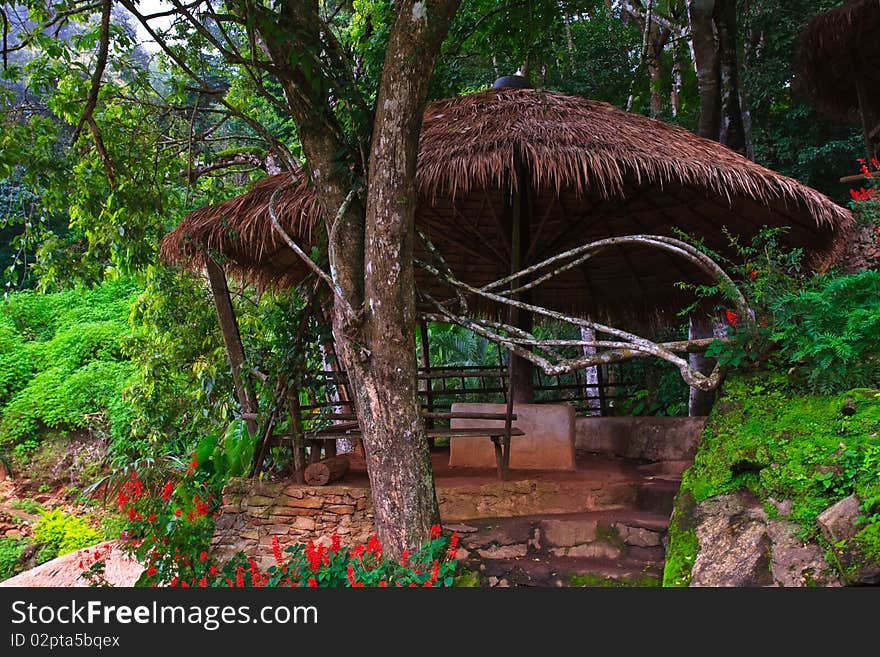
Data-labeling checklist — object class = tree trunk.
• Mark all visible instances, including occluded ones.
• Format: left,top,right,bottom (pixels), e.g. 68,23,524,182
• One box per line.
331,0,460,557
205,257,259,438
714,0,746,154
687,0,721,139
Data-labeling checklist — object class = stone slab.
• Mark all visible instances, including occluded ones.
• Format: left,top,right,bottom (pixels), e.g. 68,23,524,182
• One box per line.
449,403,575,470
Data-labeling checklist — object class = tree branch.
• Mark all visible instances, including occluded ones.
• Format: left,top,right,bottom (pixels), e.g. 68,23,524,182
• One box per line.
71,0,111,145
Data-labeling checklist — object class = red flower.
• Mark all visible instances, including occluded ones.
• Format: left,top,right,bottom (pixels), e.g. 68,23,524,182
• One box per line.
850,187,876,201
399,549,409,567
346,565,357,587
209,565,217,576
725,310,739,327
199,577,207,588
174,508,182,517
180,580,189,588
147,514,155,522
431,560,440,582
199,551,208,562
379,581,387,588
161,481,173,502
423,580,433,587
450,532,459,549
116,491,128,509
127,506,137,521
749,269,758,280
308,577,318,588
430,524,442,538
271,536,283,567
331,533,341,552
366,534,382,555
146,566,156,577
186,510,195,521
235,566,245,588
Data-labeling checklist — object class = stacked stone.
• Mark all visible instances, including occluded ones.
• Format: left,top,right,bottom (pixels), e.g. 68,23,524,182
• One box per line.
212,477,374,568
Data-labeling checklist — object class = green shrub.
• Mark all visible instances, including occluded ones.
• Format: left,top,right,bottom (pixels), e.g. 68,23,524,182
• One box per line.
0,280,139,450
0,536,26,581
770,271,880,393
33,508,102,558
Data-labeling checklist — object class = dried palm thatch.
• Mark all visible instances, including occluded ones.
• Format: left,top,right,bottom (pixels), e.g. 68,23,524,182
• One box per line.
160,170,320,291
162,87,852,322
797,0,880,119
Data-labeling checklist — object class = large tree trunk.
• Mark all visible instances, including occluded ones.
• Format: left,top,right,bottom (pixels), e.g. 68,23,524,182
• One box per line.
252,0,460,557
687,0,721,139
714,0,746,154
332,0,461,557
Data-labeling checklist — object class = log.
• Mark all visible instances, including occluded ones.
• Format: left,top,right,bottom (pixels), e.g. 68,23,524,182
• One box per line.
304,456,350,486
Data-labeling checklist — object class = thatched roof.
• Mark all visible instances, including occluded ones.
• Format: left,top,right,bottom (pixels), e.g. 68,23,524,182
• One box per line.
161,171,320,291
798,0,880,118
162,88,851,322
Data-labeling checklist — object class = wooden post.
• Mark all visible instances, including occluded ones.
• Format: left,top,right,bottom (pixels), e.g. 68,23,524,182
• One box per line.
288,393,306,484
688,313,717,416
508,150,535,403
418,319,435,448
205,257,259,438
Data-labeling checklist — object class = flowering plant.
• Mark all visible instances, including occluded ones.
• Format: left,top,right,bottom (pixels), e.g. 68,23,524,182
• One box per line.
211,525,459,588
81,463,460,588
850,157,880,233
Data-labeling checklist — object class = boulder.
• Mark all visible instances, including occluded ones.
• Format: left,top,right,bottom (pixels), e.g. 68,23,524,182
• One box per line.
767,520,840,587
689,494,773,587
816,495,862,543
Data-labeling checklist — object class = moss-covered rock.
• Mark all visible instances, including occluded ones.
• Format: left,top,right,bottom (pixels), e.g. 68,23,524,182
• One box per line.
664,371,880,586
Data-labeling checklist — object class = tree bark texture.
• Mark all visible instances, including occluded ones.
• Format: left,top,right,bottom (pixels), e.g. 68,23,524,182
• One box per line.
714,0,746,154
688,0,721,139
332,0,461,556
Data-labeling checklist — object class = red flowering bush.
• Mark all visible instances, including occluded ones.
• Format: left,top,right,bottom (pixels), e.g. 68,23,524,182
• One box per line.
82,462,460,588
88,459,219,587
211,525,459,588
850,157,880,234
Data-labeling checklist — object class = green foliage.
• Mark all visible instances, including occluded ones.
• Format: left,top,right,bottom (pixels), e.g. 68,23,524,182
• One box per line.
0,536,27,582
10,498,42,514
0,279,139,451
194,419,257,486
690,228,879,393
770,271,880,392
33,508,102,558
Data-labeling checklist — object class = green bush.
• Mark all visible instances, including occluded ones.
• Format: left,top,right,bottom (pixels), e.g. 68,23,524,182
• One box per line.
0,279,139,451
698,229,879,393
0,536,26,581
33,508,102,558
770,271,880,393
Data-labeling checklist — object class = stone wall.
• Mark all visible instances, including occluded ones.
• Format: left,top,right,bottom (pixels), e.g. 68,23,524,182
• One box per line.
212,478,373,567
575,416,705,462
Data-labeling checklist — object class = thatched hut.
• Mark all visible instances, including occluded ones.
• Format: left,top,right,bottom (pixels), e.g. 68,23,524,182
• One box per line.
162,85,852,413
163,87,850,322
798,0,880,160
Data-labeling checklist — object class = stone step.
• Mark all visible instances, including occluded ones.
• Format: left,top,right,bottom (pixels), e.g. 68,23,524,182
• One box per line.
475,552,665,587
635,478,680,516
636,460,692,478
457,508,669,557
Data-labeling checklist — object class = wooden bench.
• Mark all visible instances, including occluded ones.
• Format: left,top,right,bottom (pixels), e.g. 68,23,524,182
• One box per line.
274,410,523,480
